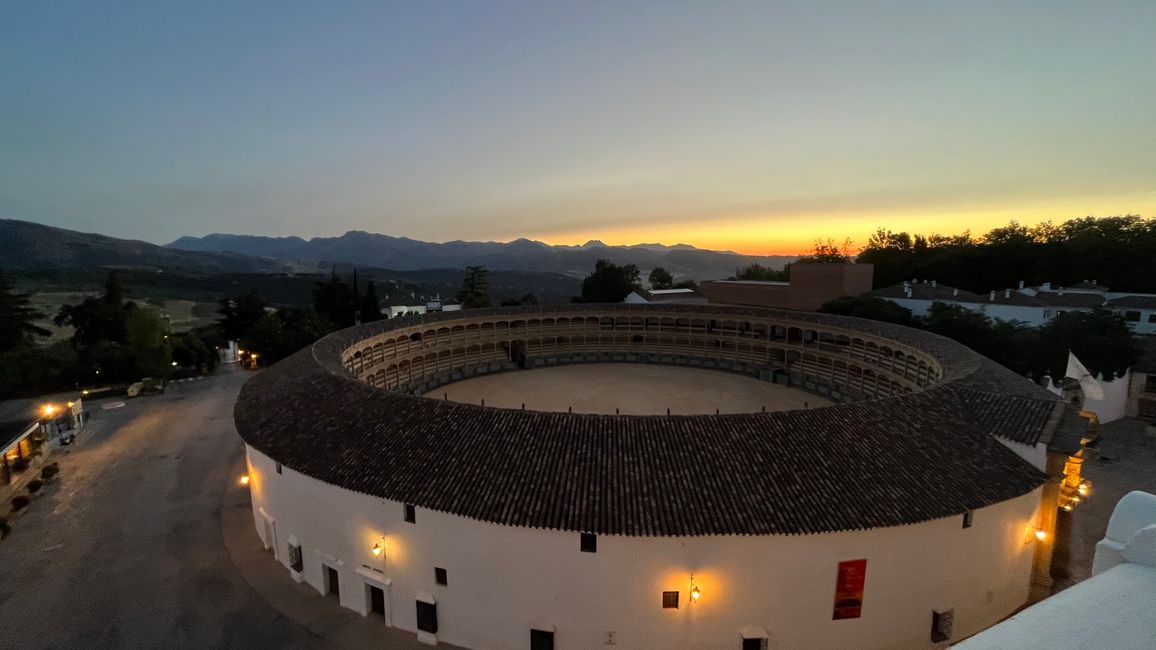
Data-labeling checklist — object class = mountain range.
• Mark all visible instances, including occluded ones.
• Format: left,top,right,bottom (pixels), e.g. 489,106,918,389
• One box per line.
165,231,793,279
0,219,288,273
0,218,794,281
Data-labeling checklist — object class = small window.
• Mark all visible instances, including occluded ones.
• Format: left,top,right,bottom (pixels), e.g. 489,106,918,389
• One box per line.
288,543,303,572
405,504,416,523
662,591,680,609
931,608,954,643
742,639,769,650
435,567,447,586
275,462,283,474
1125,310,1142,322
416,600,438,634
1149,313,1156,324
1146,376,1156,394
580,532,597,553
962,511,973,529
531,629,555,650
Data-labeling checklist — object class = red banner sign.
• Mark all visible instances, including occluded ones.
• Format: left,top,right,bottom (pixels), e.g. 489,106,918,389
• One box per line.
833,559,867,620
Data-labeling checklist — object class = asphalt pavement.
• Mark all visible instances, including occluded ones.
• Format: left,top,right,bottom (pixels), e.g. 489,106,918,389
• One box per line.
0,367,440,649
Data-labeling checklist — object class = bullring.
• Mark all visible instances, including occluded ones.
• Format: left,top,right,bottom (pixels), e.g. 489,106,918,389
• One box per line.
236,304,1061,648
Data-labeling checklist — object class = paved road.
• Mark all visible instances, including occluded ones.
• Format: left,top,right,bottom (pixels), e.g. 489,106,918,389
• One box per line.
0,369,438,649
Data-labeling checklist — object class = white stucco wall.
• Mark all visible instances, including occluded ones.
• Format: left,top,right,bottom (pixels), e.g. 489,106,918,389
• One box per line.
244,446,1044,650
1081,371,1131,424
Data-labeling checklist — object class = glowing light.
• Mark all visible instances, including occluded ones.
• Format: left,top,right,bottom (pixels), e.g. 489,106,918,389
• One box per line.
1034,529,1047,542
41,404,57,417
1077,481,1091,497
82,389,89,395
240,475,250,486
371,541,384,557
689,573,702,602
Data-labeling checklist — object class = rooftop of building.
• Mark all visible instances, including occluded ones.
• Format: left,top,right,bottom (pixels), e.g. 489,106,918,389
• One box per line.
235,304,1057,537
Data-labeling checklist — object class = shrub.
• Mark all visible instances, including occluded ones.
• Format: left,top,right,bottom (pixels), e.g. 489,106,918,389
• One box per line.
26,480,43,494
41,465,59,480
0,517,9,538
11,496,30,512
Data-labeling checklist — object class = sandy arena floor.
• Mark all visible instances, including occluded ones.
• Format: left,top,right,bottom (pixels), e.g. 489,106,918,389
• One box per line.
425,363,831,415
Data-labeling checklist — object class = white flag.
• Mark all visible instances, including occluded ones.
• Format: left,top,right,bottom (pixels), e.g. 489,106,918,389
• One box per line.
1066,351,1106,401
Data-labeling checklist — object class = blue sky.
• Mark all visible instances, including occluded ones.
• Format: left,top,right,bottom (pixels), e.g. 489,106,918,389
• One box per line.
3,1,1154,253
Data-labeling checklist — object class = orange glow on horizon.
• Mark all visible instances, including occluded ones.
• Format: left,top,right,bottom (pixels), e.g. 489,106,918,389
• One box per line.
523,195,1156,257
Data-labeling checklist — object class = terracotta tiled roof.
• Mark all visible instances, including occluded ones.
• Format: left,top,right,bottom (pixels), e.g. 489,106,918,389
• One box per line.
234,305,1052,537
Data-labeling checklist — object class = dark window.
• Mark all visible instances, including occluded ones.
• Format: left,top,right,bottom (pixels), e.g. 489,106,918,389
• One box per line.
405,504,416,523
531,629,555,650
1125,310,1142,322
962,511,973,529
1148,313,1156,323
1146,376,1156,394
931,608,954,643
742,639,768,650
369,585,385,617
580,532,597,553
325,566,340,597
435,567,448,586
416,600,438,634
276,462,283,474
288,543,303,572
662,591,680,609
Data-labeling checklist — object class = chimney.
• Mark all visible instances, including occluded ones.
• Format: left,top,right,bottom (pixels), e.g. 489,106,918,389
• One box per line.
1042,282,1052,291
931,280,937,288
990,290,996,302
1004,289,1010,298
905,287,912,298
1018,280,1025,289
953,288,959,297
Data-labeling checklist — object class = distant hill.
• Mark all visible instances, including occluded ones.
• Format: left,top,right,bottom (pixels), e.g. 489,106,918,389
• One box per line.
0,219,288,273
166,230,794,280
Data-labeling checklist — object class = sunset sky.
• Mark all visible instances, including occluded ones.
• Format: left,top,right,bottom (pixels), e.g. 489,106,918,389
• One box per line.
3,2,1154,255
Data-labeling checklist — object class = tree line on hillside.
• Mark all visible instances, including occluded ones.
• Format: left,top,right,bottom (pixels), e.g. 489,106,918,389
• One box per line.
819,295,1140,381
858,215,1156,292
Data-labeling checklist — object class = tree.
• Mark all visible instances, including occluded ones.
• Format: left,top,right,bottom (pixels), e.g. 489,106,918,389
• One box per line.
500,293,539,307
54,271,136,349
313,271,358,328
797,238,854,264
734,263,787,281
218,289,268,341
244,306,334,364
360,281,383,322
578,260,641,303
171,332,218,373
125,308,172,379
817,296,917,327
1037,309,1140,380
0,271,50,353
648,267,673,290
458,266,492,308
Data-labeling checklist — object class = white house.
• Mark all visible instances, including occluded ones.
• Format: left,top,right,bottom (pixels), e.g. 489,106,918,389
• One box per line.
873,280,1156,334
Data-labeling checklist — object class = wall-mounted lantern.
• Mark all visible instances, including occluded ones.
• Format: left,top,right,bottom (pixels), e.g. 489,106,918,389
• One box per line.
690,574,702,602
